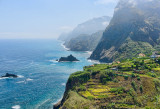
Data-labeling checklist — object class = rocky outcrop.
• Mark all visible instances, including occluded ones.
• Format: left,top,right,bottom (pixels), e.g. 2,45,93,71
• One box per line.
90,0,160,62
58,54,79,62
1,73,18,78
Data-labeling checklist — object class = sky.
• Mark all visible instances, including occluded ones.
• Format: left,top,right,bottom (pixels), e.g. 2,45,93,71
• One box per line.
0,0,118,39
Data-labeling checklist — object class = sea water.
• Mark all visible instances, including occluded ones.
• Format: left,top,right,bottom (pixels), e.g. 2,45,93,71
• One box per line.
0,39,94,109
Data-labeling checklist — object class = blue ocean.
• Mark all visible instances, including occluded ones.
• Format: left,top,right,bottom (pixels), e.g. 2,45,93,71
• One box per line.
0,39,94,109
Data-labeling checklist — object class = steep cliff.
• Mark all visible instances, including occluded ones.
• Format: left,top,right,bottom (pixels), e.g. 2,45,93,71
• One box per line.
65,30,103,51
90,0,160,62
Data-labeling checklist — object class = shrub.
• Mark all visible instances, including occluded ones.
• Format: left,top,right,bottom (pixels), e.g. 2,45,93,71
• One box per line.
131,73,136,78
68,71,90,89
97,95,108,99
77,85,86,91
137,77,141,81
124,75,129,80
113,78,119,83
91,71,99,76
100,72,106,83
153,79,160,92
147,72,157,78
106,103,115,108
136,74,139,77
110,87,125,94
102,78,107,84
106,75,112,81
140,85,143,93
87,96,94,100
131,81,137,91
100,71,113,84
151,74,156,78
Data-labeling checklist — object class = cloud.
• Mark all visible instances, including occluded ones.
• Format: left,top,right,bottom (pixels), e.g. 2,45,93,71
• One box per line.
59,26,73,32
0,32,14,35
102,21,109,26
94,0,119,5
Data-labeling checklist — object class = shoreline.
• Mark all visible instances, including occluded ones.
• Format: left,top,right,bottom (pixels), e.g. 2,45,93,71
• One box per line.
60,41,70,51
59,40,93,55
59,40,101,64
53,40,101,108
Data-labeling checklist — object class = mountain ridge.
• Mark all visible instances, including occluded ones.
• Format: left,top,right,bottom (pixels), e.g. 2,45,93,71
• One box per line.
90,0,160,62
58,16,111,51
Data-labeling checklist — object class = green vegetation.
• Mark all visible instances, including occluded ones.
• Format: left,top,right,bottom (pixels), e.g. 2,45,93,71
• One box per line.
58,56,160,109
68,71,90,89
140,85,143,93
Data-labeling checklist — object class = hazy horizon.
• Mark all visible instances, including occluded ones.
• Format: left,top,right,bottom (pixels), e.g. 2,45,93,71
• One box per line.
0,0,118,39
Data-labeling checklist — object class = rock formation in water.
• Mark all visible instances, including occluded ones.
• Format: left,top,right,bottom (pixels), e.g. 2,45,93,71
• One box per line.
58,54,79,62
1,73,18,78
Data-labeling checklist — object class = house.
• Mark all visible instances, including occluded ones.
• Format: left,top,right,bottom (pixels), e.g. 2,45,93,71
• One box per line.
116,61,120,64
90,65,94,67
139,53,146,57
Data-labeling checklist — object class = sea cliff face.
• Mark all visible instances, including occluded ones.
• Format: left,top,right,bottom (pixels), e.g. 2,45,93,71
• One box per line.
65,31,104,51
90,0,160,62
54,71,91,109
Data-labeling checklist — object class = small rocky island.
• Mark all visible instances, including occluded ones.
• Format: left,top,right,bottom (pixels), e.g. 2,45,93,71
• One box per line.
1,73,18,78
58,54,79,62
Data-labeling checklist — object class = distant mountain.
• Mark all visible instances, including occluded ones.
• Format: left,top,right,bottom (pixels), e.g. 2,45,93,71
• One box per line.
90,0,160,62
59,16,111,42
58,33,69,41
65,30,104,51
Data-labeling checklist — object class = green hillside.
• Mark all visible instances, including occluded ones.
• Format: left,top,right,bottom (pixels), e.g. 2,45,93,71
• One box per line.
55,56,160,108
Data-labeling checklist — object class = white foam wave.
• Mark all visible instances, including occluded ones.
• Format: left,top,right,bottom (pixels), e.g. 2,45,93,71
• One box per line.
35,98,50,109
12,105,21,109
16,81,25,84
61,43,70,50
17,75,24,78
49,60,58,63
87,59,100,64
0,77,9,80
85,51,92,55
61,83,65,86
53,97,63,105
26,78,33,81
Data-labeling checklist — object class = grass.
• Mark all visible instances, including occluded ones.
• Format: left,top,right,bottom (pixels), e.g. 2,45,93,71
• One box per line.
153,68,160,71
79,91,94,98
91,88,108,93
61,91,96,109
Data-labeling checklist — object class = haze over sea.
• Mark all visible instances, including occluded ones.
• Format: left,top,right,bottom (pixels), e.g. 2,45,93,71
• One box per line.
0,39,94,109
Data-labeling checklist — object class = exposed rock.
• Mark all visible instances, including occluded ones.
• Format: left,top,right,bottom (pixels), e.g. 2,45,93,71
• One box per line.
58,54,79,62
1,73,18,78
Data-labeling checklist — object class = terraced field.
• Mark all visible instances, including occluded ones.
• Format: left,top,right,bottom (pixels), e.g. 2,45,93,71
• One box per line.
56,57,160,109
